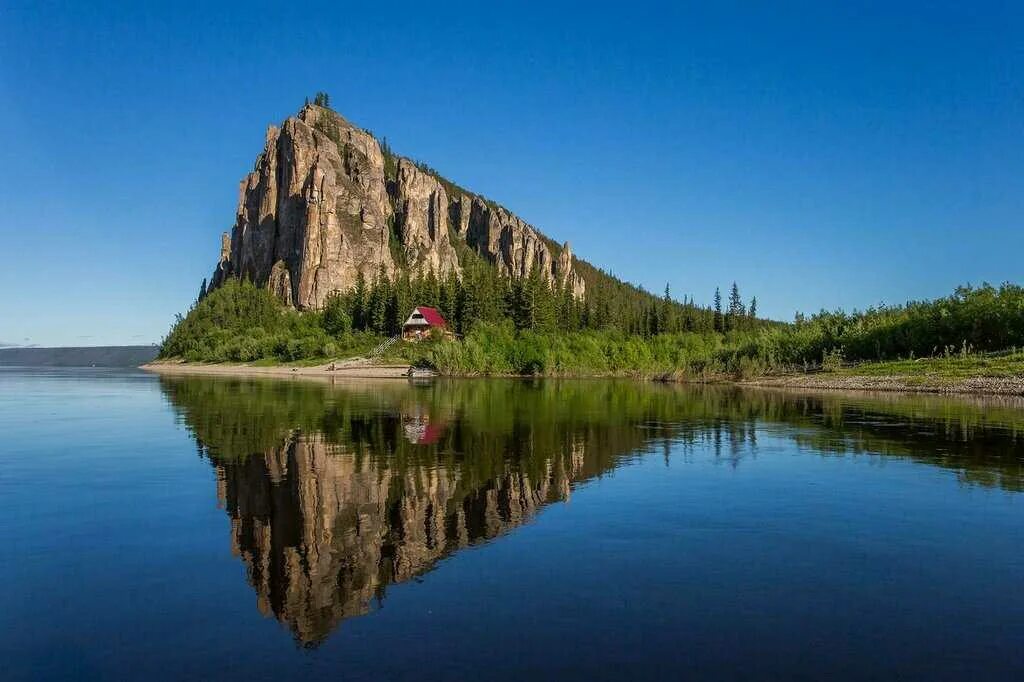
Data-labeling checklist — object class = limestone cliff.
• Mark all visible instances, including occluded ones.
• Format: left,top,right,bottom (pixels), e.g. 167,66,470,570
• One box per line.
209,104,585,309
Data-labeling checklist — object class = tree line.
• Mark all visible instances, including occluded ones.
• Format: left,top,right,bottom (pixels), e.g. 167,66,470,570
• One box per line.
317,256,763,339
165,273,1024,376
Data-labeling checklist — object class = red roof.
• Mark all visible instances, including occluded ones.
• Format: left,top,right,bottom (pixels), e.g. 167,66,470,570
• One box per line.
415,306,447,327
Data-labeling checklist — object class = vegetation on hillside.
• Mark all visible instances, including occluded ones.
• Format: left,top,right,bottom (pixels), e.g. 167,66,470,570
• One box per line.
160,279,380,363
160,273,1024,381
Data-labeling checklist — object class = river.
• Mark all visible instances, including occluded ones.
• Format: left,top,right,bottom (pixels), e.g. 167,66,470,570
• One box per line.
2,368,1022,680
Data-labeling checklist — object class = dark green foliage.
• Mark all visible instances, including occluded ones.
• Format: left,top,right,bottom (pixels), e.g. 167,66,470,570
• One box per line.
161,275,1024,381
160,279,356,363
421,283,1024,376
761,283,1024,365
322,293,352,336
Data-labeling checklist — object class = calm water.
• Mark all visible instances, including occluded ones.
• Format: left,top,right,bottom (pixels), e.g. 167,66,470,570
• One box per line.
2,368,1023,680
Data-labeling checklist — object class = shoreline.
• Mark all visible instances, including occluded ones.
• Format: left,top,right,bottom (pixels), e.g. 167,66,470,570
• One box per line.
141,359,413,380
740,373,1024,397
142,360,1024,396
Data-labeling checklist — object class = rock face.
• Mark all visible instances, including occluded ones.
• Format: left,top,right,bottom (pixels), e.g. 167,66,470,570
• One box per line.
394,158,460,278
211,106,395,310
209,104,584,308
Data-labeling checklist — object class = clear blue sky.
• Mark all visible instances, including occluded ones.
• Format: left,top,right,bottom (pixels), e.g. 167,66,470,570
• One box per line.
1,1,1021,346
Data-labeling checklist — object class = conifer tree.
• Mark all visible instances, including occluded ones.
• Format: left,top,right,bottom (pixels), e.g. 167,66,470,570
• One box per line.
713,287,723,332
351,272,367,330
727,282,744,330
369,264,390,334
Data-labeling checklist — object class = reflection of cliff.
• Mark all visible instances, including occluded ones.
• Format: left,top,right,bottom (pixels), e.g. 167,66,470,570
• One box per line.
214,432,587,645
161,376,1024,644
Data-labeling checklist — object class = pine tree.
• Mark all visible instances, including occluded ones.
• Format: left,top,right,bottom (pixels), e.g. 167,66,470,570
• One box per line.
726,282,744,331
440,274,459,324
323,292,352,336
661,283,677,333
713,287,723,332
369,264,390,334
389,273,411,335
351,272,367,330
748,296,757,322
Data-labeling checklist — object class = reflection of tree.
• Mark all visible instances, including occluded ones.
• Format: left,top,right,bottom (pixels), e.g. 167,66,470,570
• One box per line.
161,377,1024,644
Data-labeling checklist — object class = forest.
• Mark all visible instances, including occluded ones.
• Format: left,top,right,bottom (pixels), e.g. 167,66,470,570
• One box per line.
161,266,1024,379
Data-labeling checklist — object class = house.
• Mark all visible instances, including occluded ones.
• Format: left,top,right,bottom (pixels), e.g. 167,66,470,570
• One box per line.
402,306,449,340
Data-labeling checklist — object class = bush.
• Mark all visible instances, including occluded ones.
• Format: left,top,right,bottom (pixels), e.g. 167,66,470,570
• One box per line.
161,280,355,363
322,294,352,336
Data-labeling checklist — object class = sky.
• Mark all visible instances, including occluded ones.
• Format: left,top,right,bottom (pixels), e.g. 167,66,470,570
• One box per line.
1,1,1022,346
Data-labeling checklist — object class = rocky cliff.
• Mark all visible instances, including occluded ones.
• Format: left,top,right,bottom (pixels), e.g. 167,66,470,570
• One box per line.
210,104,585,309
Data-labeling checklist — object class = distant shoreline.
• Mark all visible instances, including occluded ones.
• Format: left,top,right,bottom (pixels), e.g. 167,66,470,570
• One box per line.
142,359,1024,396
0,345,158,368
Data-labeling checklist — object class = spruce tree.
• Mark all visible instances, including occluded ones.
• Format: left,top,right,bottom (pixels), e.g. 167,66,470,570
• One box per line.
727,282,743,330
351,272,367,330
713,287,723,332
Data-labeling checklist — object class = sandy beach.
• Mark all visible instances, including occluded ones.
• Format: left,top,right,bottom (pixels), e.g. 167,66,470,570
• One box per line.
141,358,414,380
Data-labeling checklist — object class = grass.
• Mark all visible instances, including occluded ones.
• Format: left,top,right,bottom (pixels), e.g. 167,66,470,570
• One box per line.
836,350,1024,380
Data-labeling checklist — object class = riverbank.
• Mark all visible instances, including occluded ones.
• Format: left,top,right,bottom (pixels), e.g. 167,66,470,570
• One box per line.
144,356,1024,397
741,373,1024,396
142,358,413,380
741,352,1024,396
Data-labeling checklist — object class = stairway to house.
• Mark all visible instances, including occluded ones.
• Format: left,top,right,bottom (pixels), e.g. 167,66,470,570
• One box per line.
370,335,400,358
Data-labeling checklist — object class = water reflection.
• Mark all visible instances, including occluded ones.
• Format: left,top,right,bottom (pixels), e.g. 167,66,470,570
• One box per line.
160,377,1024,644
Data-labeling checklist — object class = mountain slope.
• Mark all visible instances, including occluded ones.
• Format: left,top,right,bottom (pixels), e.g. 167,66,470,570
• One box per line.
209,103,586,309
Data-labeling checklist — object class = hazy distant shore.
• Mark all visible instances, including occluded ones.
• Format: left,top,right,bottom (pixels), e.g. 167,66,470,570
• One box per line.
0,345,158,367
